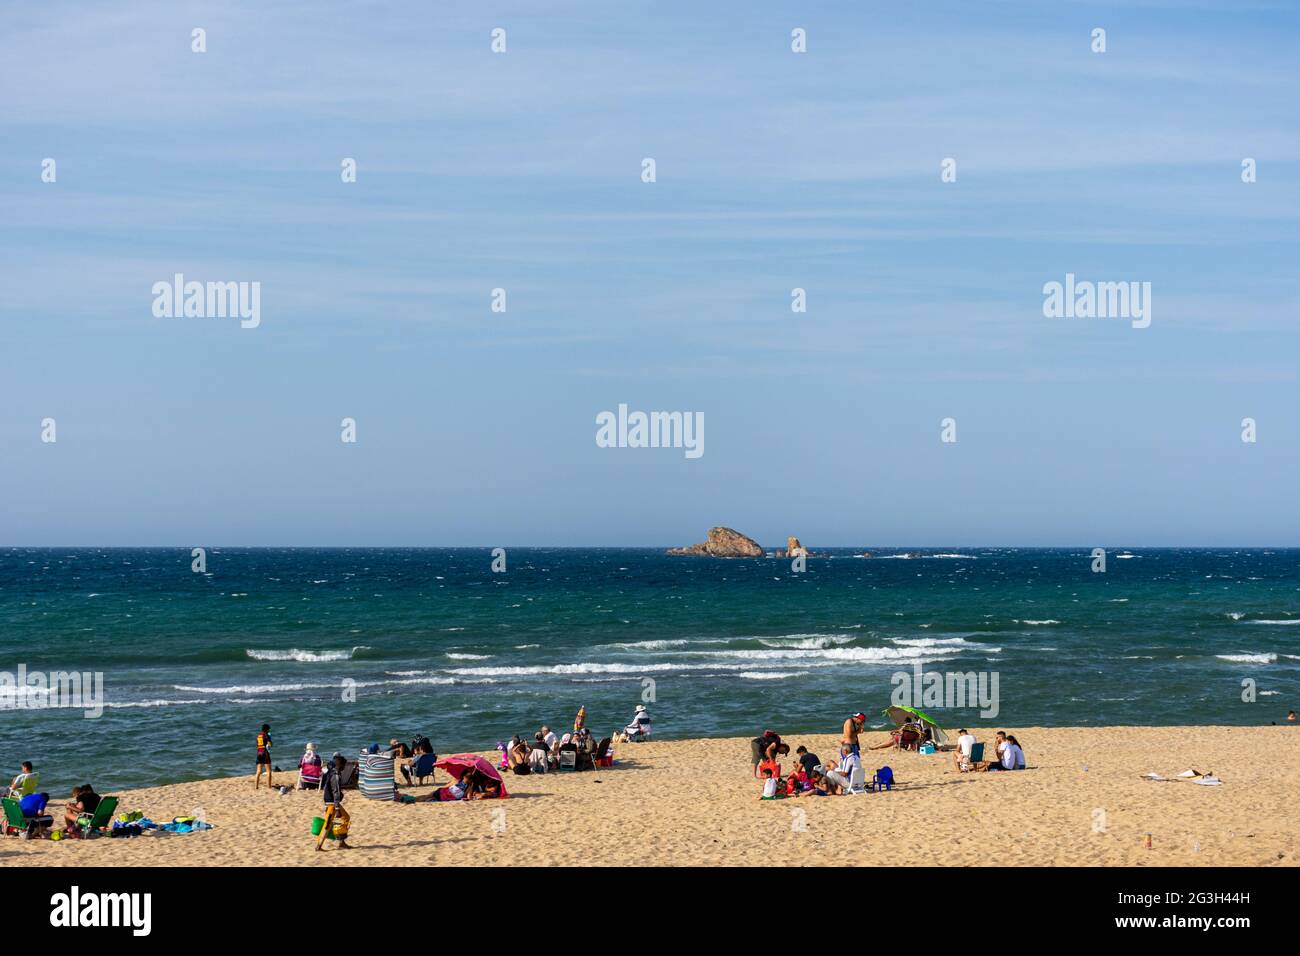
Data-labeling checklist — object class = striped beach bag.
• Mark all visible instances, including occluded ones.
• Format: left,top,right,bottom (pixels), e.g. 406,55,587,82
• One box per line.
358,751,396,801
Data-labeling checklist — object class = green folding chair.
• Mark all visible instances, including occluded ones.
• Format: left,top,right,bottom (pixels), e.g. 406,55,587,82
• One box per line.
3,796,53,837
76,795,119,835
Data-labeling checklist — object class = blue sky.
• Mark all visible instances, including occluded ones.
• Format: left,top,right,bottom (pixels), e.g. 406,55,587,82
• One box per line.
2,1,1298,546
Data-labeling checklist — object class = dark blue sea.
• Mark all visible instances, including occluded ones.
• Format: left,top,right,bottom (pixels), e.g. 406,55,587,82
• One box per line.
1,547,1297,791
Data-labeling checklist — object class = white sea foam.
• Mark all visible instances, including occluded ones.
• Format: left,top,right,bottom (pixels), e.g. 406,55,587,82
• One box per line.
889,637,981,648
103,698,208,709
678,646,966,663
176,674,467,694
756,634,854,650
599,639,695,651
1015,619,1061,626
245,647,369,662
738,671,809,680
1250,619,1300,626
445,653,492,660
1214,653,1277,664
1225,612,1246,620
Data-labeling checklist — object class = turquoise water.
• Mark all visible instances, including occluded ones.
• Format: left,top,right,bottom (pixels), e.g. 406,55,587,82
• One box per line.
1,547,1297,791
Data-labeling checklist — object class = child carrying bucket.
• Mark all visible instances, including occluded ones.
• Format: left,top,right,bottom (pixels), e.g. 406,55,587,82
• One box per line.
314,752,352,851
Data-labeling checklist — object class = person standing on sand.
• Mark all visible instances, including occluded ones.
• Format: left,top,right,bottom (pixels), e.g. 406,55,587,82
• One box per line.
316,752,352,851
842,713,866,755
254,724,273,789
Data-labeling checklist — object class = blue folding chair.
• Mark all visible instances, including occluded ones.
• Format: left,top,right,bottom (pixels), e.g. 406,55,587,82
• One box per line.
408,752,438,784
870,766,894,792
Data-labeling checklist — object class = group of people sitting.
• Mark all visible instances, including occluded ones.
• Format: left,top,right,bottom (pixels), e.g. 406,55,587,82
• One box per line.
750,719,1030,798
3,763,104,839
499,724,611,775
296,733,438,791
953,729,1026,773
751,733,871,798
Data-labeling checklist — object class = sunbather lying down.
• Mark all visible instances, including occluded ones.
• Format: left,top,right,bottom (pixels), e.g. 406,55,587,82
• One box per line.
870,728,919,750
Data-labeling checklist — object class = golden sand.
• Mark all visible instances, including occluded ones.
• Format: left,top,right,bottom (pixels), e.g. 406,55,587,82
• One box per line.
4,726,1297,867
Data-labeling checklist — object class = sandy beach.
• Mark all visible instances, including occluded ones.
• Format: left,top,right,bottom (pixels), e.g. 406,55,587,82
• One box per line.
5,726,1297,867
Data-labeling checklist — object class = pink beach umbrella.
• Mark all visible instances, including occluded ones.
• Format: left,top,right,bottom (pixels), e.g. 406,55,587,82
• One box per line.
435,753,505,785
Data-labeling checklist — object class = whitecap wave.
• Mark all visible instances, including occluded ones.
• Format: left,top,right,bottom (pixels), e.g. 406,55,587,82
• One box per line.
1215,653,1277,664
245,647,368,662
738,671,809,680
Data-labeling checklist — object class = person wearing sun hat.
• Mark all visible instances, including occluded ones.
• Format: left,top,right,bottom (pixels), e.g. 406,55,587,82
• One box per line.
624,703,652,740
842,712,867,756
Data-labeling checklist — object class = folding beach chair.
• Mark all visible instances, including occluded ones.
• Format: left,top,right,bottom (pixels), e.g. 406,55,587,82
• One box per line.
558,748,578,771
593,737,614,768
76,796,119,835
408,752,438,785
8,772,39,798
845,763,868,795
297,763,323,789
957,742,984,772
2,796,53,838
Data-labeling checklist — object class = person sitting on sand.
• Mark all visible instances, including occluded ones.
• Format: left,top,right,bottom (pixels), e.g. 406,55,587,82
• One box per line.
1006,735,1025,769
63,784,101,835
795,745,821,777
316,752,352,851
527,741,549,774
978,733,1024,772
388,738,414,783
1,761,37,798
759,767,786,799
954,728,977,771
823,744,860,794
298,742,323,789
470,770,502,800
624,704,652,740
507,736,532,775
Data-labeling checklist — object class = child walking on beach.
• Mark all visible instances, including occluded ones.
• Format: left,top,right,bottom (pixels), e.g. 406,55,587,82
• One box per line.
254,723,273,789
316,752,352,851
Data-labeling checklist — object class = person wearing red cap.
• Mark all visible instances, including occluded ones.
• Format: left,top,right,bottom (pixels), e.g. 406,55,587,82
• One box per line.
842,713,867,756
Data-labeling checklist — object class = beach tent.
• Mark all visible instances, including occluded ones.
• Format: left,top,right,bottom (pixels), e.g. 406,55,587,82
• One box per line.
434,754,508,798
881,705,949,747
358,749,397,801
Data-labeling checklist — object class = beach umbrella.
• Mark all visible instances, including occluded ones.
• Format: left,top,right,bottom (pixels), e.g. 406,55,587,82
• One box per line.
434,753,504,784
881,705,949,745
